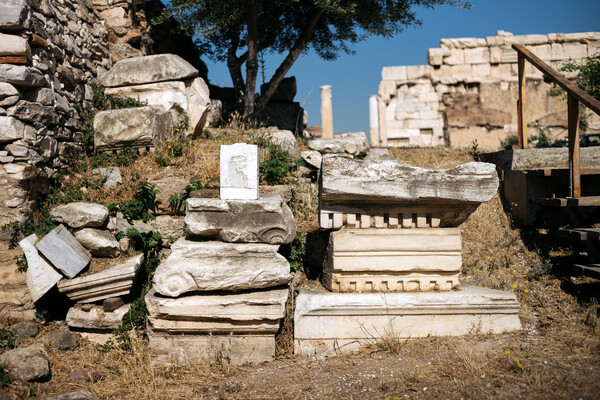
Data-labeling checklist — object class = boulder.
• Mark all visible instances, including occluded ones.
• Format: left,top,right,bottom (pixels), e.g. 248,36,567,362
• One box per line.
19,234,63,302
0,65,46,87
308,132,369,156
101,54,199,87
0,33,31,59
57,254,143,303
36,225,91,279
185,194,296,244
91,167,122,189
0,116,24,143
66,304,130,330
0,0,29,31
103,297,124,312
42,327,77,350
258,127,300,158
11,320,39,339
74,228,120,258
93,106,173,151
152,239,292,297
104,81,188,116
184,77,211,137
0,345,50,382
50,202,109,229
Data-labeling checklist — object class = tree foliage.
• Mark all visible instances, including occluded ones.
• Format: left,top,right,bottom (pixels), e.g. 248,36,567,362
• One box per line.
157,0,470,119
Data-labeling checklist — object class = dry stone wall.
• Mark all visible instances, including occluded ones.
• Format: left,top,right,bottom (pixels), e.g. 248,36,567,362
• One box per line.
376,31,600,150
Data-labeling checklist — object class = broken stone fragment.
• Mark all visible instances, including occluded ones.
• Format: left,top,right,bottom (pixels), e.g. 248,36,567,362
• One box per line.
66,303,130,330
152,239,292,297
301,150,322,169
91,167,122,189
19,234,63,302
184,194,296,244
74,228,120,258
100,54,199,87
36,224,91,279
50,202,109,229
0,65,46,87
0,0,30,31
0,115,24,144
57,254,143,303
307,132,369,156
0,345,50,382
0,33,31,60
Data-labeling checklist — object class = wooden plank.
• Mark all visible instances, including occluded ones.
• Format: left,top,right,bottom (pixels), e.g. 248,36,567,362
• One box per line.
527,168,600,176
557,228,600,241
517,54,528,149
30,33,47,48
512,44,600,116
568,94,581,198
0,56,28,65
540,196,600,207
571,264,600,280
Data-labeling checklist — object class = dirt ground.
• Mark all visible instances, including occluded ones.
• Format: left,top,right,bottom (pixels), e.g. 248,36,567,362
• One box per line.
2,138,600,399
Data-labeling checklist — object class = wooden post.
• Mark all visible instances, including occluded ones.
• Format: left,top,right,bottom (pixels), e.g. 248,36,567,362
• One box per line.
517,55,528,149
568,94,581,198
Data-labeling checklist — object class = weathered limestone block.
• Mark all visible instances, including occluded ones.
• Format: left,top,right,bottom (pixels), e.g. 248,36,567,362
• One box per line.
381,66,407,81
258,126,301,158
0,345,50,382
93,106,173,150
146,287,288,333
101,54,199,87
319,156,499,228
0,65,46,87
105,81,188,115
464,47,489,64
220,143,259,200
19,234,62,303
2,163,36,181
294,285,522,356
184,77,212,137
322,229,462,292
185,194,295,244
74,228,120,258
301,150,322,169
307,132,369,156
0,116,24,143
50,202,109,229
153,239,292,297
91,167,122,189
36,225,91,279
0,33,31,60
57,254,143,303
66,304,130,330
0,241,35,321
9,100,59,125
149,215,185,242
0,0,29,31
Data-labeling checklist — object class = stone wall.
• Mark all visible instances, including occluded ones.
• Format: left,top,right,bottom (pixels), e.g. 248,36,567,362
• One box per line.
375,31,600,150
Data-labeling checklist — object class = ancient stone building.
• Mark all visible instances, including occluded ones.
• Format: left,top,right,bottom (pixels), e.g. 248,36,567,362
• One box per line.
374,31,600,150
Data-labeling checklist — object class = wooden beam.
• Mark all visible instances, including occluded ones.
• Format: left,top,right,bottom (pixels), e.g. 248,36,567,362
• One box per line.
30,33,47,48
512,44,600,116
517,54,527,148
568,94,581,198
0,56,28,65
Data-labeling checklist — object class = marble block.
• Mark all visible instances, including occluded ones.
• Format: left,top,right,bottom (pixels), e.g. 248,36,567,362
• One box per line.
36,225,91,279
19,234,63,302
184,194,295,244
66,304,130,330
322,228,462,292
294,285,521,357
220,143,259,200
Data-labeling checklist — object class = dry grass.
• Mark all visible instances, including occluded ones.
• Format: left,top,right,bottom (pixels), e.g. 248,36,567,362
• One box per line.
2,141,600,399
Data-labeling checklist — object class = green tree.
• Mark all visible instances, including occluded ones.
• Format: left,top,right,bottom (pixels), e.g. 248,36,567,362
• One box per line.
158,0,469,119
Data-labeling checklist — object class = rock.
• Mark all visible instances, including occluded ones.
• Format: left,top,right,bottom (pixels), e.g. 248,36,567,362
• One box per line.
319,156,499,228
68,369,103,383
258,127,300,158
65,304,130,330
189,189,220,199
0,0,29,31
206,99,222,127
0,95,18,107
35,390,98,400
103,297,124,312
101,54,199,87
2,163,36,181
19,234,63,303
93,106,173,151
260,76,296,102
0,389,15,400
11,320,39,339
0,116,24,143
184,77,211,137
9,100,59,125
39,137,58,162
74,228,120,258
0,345,50,382
307,132,369,156
0,33,31,59
301,150,322,169
152,239,292,297
91,167,122,189
260,185,293,203
42,327,77,350
294,286,522,357
104,81,188,117
147,171,188,215
0,240,35,322
148,215,185,242
23,87,53,106
57,254,143,303
99,7,131,30
146,287,288,333
0,83,20,101
36,225,91,279
185,194,295,244
220,143,259,200
50,203,108,229
0,65,46,87
364,148,392,161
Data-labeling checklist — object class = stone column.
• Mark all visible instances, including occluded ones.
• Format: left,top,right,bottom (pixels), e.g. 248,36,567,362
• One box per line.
320,85,333,139
369,95,379,147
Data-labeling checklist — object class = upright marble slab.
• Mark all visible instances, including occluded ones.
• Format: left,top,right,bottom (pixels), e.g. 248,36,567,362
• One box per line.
36,224,91,278
220,143,259,200
19,234,63,302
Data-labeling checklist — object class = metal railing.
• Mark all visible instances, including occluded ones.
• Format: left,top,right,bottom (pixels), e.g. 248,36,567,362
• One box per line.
512,43,600,198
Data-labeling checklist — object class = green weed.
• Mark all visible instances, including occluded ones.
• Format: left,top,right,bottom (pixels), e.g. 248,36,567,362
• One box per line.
0,328,16,349
0,364,12,388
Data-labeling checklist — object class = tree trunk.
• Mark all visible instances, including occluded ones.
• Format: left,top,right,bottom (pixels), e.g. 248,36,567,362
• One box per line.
226,29,245,105
243,0,258,117
252,7,324,118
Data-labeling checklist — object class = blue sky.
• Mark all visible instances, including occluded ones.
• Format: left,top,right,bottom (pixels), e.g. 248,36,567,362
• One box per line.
202,0,600,134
